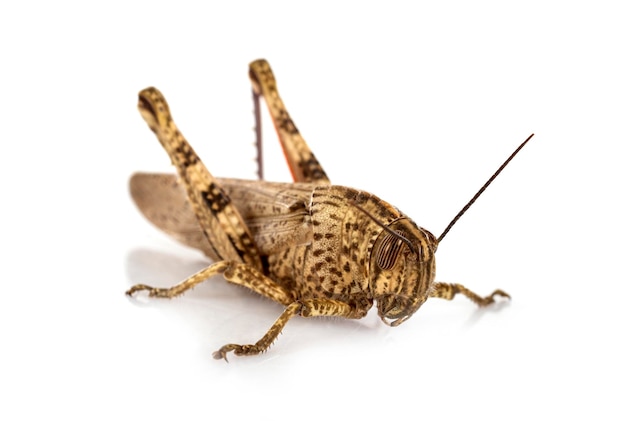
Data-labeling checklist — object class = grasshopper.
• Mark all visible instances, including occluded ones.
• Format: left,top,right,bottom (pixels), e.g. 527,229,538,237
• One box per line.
127,59,533,360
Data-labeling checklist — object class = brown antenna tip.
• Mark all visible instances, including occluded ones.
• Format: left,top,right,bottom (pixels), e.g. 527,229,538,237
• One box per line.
437,133,534,244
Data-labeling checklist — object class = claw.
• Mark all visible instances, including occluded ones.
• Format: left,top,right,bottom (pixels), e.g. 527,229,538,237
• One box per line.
125,284,151,296
212,349,230,362
213,344,243,362
490,289,511,301
213,344,260,361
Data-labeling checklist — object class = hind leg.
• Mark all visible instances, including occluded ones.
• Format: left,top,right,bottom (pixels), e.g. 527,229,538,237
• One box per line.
136,87,263,269
249,59,330,184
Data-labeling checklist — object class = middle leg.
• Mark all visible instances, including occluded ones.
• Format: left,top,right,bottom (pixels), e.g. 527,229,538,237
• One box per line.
126,260,295,306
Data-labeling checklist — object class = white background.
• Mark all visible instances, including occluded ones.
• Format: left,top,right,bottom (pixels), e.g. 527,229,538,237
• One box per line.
2,1,625,420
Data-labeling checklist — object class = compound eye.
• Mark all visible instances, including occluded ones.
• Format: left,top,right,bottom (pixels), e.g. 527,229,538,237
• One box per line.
376,231,406,270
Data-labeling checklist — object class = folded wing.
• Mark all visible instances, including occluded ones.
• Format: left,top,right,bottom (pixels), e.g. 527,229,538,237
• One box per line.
130,173,314,258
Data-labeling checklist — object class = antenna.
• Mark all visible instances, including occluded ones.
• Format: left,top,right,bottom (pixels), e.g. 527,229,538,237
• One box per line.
437,133,534,243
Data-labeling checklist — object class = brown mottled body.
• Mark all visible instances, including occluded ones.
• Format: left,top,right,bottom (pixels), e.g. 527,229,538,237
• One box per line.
127,59,521,360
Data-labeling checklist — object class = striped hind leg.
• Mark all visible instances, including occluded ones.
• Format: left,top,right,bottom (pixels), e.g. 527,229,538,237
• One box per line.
135,87,263,269
249,59,330,184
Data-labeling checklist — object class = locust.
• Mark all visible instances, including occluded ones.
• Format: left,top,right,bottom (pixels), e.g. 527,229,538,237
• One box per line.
126,59,533,360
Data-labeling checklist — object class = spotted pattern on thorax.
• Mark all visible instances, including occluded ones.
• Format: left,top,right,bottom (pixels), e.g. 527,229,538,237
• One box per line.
285,185,401,310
